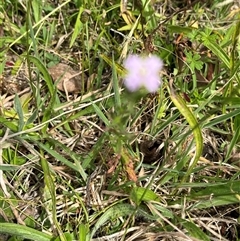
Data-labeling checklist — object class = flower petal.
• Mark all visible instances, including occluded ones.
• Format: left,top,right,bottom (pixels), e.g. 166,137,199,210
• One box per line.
124,74,142,92
143,55,163,74
123,54,143,70
123,54,163,93
144,77,162,93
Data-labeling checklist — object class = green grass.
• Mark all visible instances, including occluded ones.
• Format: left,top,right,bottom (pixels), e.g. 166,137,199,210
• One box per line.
0,0,240,241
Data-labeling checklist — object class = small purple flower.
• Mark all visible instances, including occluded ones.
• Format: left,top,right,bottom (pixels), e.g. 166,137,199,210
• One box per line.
123,54,163,93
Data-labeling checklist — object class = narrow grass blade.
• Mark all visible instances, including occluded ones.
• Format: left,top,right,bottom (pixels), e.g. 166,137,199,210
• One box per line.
9,0,72,49
41,88,57,134
25,55,54,96
70,7,84,48
225,125,240,161
100,54,125,76
0,39,6,75
45,137,88,180
200,32,230,69
0,164,20,171
40,154,67,241
169,80,203,183
112,55,121,108
92,103,110,126
35,140,80,173
230,13,240,76
26,1,38,56
14,94,25,131
204,108,240,128
153,111,180,137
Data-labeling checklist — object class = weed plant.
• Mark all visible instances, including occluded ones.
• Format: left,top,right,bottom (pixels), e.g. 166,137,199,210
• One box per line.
0,0,240,241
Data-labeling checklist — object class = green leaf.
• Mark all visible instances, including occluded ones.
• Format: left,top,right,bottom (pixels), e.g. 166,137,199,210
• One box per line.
185,51,203,71
90,203,135,239
53,233,73,241
181,219,210,241
153,204,174,219
193,195,240,209
78,223,89,241
130,186,160,205
0,223,52,241
0,116,18,132
26,109,38,126
31,0,42,23
167,25,195,35
191,180,240,209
